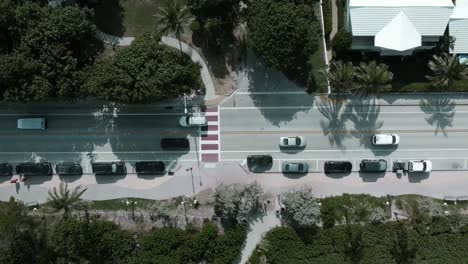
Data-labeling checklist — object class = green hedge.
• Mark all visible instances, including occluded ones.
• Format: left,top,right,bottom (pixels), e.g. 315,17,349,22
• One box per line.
394,80,468,92
323,0,333,40
250,216,468,264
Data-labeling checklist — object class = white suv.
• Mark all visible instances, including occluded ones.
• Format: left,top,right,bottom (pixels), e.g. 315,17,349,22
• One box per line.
179,114,207,127
408,160,432,172
372,134,399,145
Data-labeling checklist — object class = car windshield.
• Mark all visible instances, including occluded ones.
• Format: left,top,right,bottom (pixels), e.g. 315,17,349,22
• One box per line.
392,136,396,144
285,164,289,170
298,164,303,170
423,163,426,171
296,138,301,145
283,138,288,145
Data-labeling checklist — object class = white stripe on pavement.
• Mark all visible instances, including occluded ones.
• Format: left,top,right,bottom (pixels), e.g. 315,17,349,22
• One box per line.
219,148,468,153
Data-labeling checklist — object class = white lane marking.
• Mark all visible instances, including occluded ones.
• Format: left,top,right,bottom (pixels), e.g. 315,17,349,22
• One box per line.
220,107,468,114
220,149,468,153
235,91,308,95
0,113,183,116
218,157,467,161
0,151,198,154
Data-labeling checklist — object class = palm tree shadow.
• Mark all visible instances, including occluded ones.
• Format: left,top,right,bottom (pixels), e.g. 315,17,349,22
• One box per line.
419,98,455,137
316,98,350,149
347,98,386,154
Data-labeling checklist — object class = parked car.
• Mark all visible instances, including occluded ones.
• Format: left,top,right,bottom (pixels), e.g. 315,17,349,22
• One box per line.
371,134,399,145
56,163,83,176
135,161,165,174
161,138,190,150
179,114,207,127
359,159,387,172
282,162,308,174
408,160,432,172
16,162,53,176
17,117,46,130
247,155,273,172
324,161,352,174
279,136,306,148
92,162,126,175
0,163,13,176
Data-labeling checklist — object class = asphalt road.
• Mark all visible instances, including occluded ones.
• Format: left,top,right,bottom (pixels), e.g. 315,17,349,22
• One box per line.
220,93,468,171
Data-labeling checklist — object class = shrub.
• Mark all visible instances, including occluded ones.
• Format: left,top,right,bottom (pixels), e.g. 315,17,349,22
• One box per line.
190,20,201,32
332,29,352,56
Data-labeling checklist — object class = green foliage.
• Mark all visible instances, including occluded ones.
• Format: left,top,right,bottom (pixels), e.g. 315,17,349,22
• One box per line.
47,183,87,218
355,60,393,96
0,1,101,102
426,52,468,90
323,0,332,39
156,0,194,42
321,60,355,94
332,29,352,56
85,33,201,103
281,188,321,227
247,0,321,82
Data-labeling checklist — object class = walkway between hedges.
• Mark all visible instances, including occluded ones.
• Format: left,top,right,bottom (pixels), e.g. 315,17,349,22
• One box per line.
96,31,217,101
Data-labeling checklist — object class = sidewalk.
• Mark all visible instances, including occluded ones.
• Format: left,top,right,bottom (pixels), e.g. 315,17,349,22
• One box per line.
325,93,468,106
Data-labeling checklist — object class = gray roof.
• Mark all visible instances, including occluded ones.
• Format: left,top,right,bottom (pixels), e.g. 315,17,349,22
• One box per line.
350,6,453,36
450,19,468,53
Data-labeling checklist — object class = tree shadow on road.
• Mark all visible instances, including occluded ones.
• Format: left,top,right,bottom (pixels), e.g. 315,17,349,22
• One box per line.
316,97,350,150
245,49,313,127
419,98,455,137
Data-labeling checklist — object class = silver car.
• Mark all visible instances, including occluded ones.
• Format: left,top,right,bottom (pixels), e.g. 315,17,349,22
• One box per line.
279,136,306,148
282,162,308,173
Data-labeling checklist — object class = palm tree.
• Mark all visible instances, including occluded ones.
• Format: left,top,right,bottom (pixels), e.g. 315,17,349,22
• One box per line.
47,182,87,218
155,0,194,56
426,52,468,91
321,60,355,95
355,61,393,96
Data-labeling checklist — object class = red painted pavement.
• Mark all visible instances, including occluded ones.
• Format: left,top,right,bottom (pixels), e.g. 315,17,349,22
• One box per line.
201,144,219,150
205,107,218,113
207,115,218,121
201,134,218,140
202,154,219,162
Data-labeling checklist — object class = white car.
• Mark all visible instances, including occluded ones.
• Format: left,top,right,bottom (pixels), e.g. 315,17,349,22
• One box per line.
408,160,432,172
371,134,400,145
279,136,306,148
179,114,207,127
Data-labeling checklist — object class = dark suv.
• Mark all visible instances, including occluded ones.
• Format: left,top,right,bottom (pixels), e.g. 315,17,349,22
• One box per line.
160,138,190,150
324,161,352,174
359,159,387,172
0,163,13,176
92,162,126,175
16,162,53,176
56,163,83,176
247,155,273,172
135,161,165,174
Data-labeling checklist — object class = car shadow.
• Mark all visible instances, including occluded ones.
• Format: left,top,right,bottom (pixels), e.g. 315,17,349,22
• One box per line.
248,164,273,173
95,174,126,184
137,173,166,180
324,172,352,179
371,145,399,156
358,171,386,182
282,172,308,179
279,146,307,154
58,175,82,183
24,175,53,185
407,172,430,183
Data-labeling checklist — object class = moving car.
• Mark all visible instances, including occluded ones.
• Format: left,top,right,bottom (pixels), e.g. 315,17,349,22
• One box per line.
282,162,308,174
16,162,53,176
279,136,306,148
324,161,352,174
359,159,387,172
135,161,165,174
371,134,399,145
0,163,13,176
408,160,432,172
179,114,207,127
160,138,190,150
92,162,126,175
17,117,46,130
247,155,273,172
56,163,83,176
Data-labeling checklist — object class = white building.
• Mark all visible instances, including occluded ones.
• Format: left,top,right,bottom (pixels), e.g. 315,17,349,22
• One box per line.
346,0,468,57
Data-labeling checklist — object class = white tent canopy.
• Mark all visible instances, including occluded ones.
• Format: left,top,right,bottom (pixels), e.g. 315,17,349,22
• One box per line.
375,12,421,51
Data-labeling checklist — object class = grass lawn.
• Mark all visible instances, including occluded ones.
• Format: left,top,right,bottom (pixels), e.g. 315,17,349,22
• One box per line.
94,0,161,37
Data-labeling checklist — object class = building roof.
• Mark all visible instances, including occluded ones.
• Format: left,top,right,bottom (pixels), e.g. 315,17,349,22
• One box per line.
375,12,421,51
450,0,468,54
349,0,454,36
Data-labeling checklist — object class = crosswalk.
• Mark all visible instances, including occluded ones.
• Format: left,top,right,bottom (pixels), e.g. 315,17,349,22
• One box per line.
200,106,220,162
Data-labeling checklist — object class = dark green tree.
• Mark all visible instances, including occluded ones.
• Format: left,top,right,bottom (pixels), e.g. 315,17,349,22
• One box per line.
47,183,87,218
246,0,320,81
321,60,355,94
355,61,393,96
331,29,352,57
426,52,468,91
391,222,418,264
85,34,201,103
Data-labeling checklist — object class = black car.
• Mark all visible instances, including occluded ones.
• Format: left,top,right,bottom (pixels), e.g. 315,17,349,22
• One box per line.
0,163,13,176
160,138,190,150
92,162,126,175
135,161,165,174
16,162,53,176
324,161,352,174
56,163,83,176
247,155,273,172
359,159,387,172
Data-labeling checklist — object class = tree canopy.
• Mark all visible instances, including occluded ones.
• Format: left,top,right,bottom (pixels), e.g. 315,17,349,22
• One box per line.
85,34,201,103
246,0,320,81
0,0,101,101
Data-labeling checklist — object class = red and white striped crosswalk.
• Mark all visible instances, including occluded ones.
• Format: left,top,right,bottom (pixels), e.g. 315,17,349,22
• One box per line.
200,106,220,162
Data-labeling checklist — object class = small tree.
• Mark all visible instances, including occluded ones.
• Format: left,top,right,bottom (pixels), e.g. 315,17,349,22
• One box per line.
281,187,321,227
355,61,393,96
331,29,352,57
47,182,87,218
369,207,386,224
321,60,355,94
391,222,418,264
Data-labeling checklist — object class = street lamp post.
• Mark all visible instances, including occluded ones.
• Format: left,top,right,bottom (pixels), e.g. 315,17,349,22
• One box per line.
181,199,188,223
183,93,188,114
186,167,195,199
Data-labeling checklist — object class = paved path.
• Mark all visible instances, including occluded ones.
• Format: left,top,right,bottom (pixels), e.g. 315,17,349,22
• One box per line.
96,31,135,47
161,36,217,101
327,0,339,62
